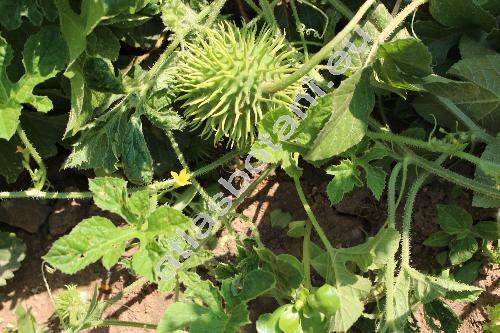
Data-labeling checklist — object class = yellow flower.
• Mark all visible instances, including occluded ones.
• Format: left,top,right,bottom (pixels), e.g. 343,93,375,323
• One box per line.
16,146,28,154
171,169,192,188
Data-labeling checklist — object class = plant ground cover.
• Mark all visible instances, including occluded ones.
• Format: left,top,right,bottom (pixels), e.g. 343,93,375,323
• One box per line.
0,0,499,332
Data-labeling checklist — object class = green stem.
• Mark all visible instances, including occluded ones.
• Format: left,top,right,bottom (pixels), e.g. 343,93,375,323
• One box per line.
325,0,354,18
409,153,500,201
401,154,447,266
0,150,241,200
259,0,278,27
151,149,243,192
387,163,402,229
366,131,496,171
290,0,309,60
261,0,377,94
17,126,46,190
391,0,403,16
436,97,494,144
395,157,409,208
0,189,93,200
165,131,213,205
243,0,261,13
230,166,275,209
384,163,402,329
303,220,313,289
364,0,428,66
99,320,156,330
145,0,227,83
293,177,334,254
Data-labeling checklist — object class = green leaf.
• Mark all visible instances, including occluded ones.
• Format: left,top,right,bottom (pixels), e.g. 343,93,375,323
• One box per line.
393,266,483,329
21,112,67,158
145,108,185,132
43,216,136,274
287,220,306,238
359,161,386,200
454,261,481,284
87,26,121,61
88,177,130,220
157,302,211,333
256,249,303,292
0,0,46,30
145,206,192,238
436,251,448,266
449,55,500,96
270,209,293,229
312,228,400,332
0,231,26,286
413,20,461,66
423,231,453,247
159,272,254,333
429,0,496,31
423,299,461,333
449,236,478,265
377,38,432,77
14,306,48,333
0,26,68,140
0,137,24,183
326,160,363,204
54,0,122,64
459,36,497,59
473,137,500,208
407,266,482,302
437,205,473,235
64,106,129,173
222,269,276,308
121,114,153,184
305,68,375,162
472,221,499,240
83,57,124,94
420,76,500,134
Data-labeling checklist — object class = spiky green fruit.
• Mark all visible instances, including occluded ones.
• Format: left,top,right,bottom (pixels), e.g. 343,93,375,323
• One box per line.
177,22,301,148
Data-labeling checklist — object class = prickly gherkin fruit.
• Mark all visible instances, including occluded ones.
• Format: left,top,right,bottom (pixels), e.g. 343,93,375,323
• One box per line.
176,21,302,148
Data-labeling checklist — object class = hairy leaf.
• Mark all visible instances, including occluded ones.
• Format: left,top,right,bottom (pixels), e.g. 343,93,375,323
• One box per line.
0,231,26,286
0,26,67,140
429,0,495,31
305,68,375,162
43,217,136,274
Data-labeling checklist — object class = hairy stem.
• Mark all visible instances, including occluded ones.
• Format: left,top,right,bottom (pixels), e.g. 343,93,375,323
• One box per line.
165,131,213,205
365,0,428,66
401,154,447,266
303,221,313,289
0,150,241,200
290,0,309,60
99,320,156,330
325,0,354,18
387,163,402,229
259,0,278,27
409,153,500,200
366,131,497,171
293,177,334,254
437,97,494,144
261,0,377,94
384,162,402,328
146,0,227,83
17,126,46,190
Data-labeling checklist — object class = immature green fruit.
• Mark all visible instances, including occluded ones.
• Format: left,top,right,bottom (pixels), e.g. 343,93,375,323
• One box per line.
307,284,341,316
177,21,301,148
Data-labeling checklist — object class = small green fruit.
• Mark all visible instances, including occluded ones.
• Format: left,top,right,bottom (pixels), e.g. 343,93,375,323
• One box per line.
307,284,341,316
